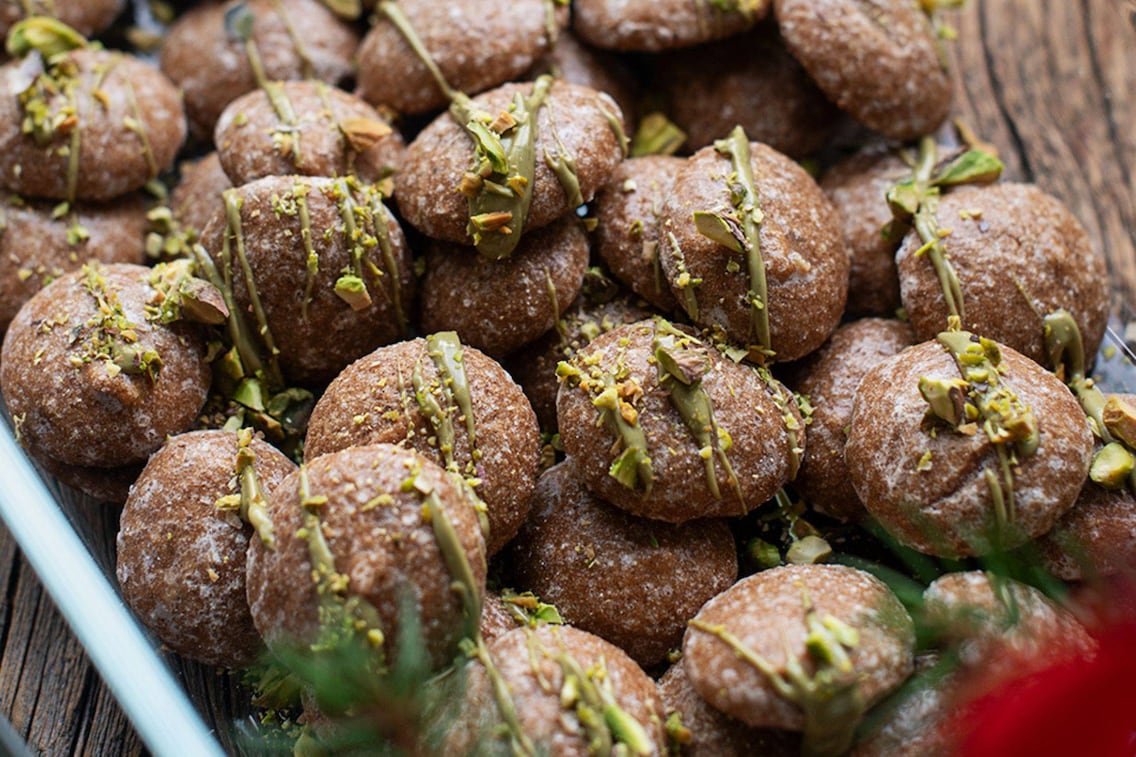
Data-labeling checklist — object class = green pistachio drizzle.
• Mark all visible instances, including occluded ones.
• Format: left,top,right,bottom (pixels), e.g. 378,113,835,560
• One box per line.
695,125,772,361
226,2,305,167
8,17,91,204
689,594,864,757
652,318,740,502
296,465,387,653
523,629,653,756
411,332,481,477
923,330,1039,543
885,137,1004,329
220,188,285,388
327,177,407,332
667,230,701,320
378,2,607,258
455,77,552,259
215,427,276,548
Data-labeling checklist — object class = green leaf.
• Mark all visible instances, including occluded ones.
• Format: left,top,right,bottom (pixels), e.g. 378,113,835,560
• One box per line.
931,149,1004,187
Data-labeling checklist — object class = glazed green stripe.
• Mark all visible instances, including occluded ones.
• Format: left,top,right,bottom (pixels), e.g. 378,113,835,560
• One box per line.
714,125,771,357
295,185,317,323
652,319,741,502
936,330,1039,538
379,0,456,101
365,188,408,334
223,188,284,389
426,332,478,463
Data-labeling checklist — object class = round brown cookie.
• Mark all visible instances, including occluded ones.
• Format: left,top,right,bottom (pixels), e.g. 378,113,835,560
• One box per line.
658,663,800,757
0,192,149,333
683,564,915,736
304,336,540,556
820,144,911,317
0,48,184,201
356,0,562,116
445,624,665,755
215,80,405,187
509,461,738,667
116,429,296,668
508,282,653,431
897,183,1110,366
556,319,804,522
573,0,768,52
658,26,838,158
37,456,142,506
1,262,211,468
198,175,414,386
774,0,951,140
526,29,640,131
593,155,682,312
847,338,1093,558
0,0,124,39
160,0,358,138
922,572,1094,674
246,444,488,670
1038,479,1136,582
171,152,232,238
419,215,590,357
395,79,626,245
850,654,960,757
784,318,914,521
658,139,847,363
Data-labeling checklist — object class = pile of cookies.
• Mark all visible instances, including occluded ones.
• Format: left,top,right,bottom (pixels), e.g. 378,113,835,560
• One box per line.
0,1,1124,754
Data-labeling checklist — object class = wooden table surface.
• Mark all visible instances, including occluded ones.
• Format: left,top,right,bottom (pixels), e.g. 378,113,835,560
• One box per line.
1,1,1133,754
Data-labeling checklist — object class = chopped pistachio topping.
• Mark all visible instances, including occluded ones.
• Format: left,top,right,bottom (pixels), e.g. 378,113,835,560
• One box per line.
653,318,741,502
689,593,864,757
1090,442,1136,489
667,230,701,320
928,330,1040,541
76,262,162,381
6,17,87,60
453,77,551,258
144,258,228,325
501,588,564,627
524,631,653,756
630,112,686,157
296,464,386,656
229,427,276,547
786,534,833,565
559,352,655,493
1102,396,1136,448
